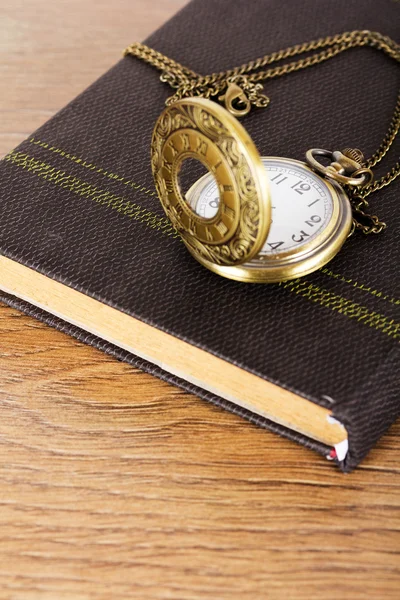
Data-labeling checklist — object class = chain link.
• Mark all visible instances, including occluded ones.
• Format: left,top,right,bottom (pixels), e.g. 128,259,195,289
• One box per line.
124,30,400,234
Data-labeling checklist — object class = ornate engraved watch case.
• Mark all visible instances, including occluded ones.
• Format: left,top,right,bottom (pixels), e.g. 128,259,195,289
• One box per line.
151,97,357,283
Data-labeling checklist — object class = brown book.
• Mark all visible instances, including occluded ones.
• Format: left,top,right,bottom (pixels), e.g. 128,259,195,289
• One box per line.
0,0,399,471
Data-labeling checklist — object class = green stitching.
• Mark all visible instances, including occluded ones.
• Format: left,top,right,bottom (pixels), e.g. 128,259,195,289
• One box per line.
282,279,399,339
4,151,179,239
320,268,400,306
3,149,399,339
29,137,157,198
28,136,399,306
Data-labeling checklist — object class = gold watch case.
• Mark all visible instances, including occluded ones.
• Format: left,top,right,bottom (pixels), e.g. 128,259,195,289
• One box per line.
151,97,271,269
151,97,353,283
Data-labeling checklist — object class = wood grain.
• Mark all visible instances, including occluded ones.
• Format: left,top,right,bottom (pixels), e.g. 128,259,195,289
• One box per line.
0,1,399,598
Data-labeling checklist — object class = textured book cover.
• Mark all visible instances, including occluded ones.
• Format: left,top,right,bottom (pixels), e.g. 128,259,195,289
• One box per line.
0,0,399,471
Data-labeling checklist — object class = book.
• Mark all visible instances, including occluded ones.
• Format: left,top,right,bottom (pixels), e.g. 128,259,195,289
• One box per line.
0,0,399,471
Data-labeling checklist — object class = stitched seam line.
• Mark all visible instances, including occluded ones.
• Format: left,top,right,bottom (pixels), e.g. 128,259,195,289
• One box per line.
282,279,399,339
27,136,399,306
29,137,157,198
320,267,399,306
4,151,179,239
3,151,399,339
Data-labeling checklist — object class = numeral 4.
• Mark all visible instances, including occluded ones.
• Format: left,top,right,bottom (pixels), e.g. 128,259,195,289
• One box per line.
267,241,284,250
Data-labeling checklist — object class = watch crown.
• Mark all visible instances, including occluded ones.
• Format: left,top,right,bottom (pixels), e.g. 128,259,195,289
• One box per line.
342,148,365,166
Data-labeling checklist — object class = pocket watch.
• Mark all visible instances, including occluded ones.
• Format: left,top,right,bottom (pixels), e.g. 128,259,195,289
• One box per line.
150,96,370,282
185,152,354,283
125,30,400,283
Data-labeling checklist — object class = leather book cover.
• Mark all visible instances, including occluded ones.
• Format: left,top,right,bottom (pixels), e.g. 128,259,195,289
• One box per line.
0,0,399,471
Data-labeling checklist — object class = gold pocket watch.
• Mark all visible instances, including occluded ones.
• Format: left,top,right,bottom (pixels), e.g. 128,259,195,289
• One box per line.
151,96,370,283
125,31,399,283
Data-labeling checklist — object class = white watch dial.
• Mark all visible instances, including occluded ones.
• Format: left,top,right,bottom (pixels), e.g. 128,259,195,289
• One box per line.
188,157,334,254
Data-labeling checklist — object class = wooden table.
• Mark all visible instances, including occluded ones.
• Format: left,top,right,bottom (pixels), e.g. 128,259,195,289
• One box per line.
0,1,399,598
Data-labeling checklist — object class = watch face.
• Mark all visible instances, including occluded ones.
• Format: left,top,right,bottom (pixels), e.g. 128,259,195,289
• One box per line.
188,158,334,255
186,156,352,282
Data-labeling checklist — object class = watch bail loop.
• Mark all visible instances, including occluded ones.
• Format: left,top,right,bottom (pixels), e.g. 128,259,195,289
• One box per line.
305,148,374,188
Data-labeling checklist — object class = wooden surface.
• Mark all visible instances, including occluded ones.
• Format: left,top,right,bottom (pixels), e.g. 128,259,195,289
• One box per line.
0,1,399,598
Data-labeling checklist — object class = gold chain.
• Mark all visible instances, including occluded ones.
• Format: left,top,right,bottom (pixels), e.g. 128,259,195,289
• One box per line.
124,30,400,234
